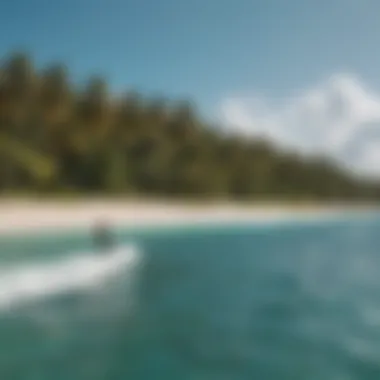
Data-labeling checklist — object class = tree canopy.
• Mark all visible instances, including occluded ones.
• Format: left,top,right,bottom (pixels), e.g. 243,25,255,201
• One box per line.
0,52,378,201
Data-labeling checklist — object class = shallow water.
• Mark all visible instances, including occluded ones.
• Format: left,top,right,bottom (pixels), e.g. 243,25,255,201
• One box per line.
1,214,380,379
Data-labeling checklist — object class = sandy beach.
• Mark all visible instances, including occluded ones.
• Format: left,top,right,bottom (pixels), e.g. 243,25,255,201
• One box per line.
0,198,376,236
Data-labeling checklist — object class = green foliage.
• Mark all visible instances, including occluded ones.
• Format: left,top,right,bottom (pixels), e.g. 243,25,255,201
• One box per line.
0,51,379,201
0,132,57,183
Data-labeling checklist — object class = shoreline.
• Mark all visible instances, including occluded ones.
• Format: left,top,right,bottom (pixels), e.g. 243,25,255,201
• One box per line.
0,199,377,237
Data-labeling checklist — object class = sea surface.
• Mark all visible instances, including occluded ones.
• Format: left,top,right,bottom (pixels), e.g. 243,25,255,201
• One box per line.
1,213,380,379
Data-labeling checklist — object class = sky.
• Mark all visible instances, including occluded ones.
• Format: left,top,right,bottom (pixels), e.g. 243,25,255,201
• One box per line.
1,0,380,175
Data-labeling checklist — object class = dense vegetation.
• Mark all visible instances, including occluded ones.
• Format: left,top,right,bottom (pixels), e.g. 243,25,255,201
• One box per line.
0,52,379,201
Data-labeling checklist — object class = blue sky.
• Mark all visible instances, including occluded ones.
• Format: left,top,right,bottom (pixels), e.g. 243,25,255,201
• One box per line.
1,0,380,174
0,0,378,106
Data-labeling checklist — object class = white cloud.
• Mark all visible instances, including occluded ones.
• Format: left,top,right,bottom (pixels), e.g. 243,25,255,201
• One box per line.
218,73,380,177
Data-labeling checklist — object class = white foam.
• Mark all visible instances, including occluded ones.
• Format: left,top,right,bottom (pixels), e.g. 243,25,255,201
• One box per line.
0,245,140,311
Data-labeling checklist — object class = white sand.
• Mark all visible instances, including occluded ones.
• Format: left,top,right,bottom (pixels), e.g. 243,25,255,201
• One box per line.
0,199,375,236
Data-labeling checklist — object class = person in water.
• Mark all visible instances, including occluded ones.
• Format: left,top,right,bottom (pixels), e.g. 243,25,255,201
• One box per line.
93,221,115,252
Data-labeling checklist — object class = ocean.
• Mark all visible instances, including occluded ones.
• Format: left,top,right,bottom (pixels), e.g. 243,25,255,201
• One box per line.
1,212,380,379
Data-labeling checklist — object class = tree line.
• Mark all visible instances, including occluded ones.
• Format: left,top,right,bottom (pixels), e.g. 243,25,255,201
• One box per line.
0,52,378,201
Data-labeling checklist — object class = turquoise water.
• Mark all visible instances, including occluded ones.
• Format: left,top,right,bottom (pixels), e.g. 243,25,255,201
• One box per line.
1,213,380,379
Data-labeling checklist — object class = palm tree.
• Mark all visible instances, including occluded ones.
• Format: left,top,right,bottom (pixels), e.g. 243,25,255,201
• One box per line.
74,76,113,154
0,53,58,190
39,64,72,126
0,52,36,129
116,91,144,144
